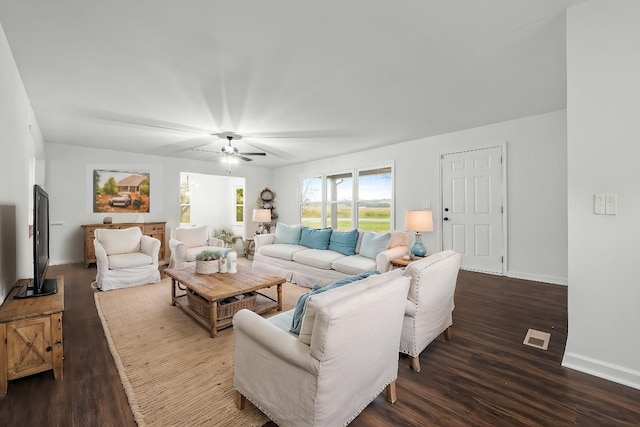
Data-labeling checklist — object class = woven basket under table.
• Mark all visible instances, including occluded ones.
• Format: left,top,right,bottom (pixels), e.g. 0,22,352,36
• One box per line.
186,289,257,320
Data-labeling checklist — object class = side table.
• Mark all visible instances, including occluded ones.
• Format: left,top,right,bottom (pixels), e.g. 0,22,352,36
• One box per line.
244,238,255,260
390,256,426,269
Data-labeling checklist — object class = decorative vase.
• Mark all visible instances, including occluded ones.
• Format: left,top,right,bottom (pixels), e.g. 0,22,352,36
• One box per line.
227,250,237,274
196,260,219,274
219,258,228,273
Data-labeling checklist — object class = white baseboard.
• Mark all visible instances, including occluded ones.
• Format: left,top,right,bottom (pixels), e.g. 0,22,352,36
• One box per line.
506,270,567,286
562,352,640,391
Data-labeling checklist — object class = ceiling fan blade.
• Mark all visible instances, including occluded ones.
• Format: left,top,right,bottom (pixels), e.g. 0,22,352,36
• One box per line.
237,155,253,162
239,152,266,156
243,139,290,158
191,147,219,154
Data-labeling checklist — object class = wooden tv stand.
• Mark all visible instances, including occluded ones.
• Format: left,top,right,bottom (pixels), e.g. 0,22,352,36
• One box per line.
0,276,64,396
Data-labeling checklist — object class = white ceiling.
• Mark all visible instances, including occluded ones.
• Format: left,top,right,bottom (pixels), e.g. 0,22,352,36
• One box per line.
0,0,584,168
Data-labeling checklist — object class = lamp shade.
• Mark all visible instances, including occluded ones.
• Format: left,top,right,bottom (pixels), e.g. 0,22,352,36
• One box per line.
252,208,272,223
405,210,433,232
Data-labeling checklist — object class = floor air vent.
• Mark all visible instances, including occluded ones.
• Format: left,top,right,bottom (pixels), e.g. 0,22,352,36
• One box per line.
523,329,550,350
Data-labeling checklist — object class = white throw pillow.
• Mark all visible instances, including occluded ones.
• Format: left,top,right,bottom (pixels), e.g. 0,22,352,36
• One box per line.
97,227,142,255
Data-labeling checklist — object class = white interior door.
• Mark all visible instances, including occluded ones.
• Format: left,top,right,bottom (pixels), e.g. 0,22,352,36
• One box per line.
441,147,504,274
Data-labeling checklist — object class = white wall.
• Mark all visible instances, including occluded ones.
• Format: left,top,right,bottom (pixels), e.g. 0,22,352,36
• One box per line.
0,22,45,303
564,0,640,389
45,143,271,265
273,110,568,284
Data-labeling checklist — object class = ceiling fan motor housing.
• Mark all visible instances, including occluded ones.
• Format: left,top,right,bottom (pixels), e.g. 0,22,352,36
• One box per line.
221,145,238,154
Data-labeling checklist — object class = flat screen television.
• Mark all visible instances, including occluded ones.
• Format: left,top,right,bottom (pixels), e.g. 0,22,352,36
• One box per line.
15,184,58,298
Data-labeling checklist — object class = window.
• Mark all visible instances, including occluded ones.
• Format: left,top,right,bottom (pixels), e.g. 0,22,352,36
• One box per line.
179,178,191,224
235,187,244,223
300,165,393,232
357,167,392,232
300,176,322,227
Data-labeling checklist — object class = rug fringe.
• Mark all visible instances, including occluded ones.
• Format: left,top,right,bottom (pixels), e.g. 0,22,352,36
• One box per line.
94,293,147,426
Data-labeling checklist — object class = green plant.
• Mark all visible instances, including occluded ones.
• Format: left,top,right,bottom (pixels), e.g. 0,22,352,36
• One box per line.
196,250,221,261
212,228,241,247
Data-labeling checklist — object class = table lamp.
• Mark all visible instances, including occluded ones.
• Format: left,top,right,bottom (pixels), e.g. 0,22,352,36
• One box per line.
405,210,433,257
252,208,272,234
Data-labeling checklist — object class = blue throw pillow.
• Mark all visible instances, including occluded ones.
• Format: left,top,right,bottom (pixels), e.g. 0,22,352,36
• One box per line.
328,229,359,256
359,232,392,259
274,223,303,244
298,227,332,250
290,270,380,335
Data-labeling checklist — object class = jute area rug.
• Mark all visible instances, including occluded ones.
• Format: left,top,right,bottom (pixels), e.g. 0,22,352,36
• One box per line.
94,276,307,427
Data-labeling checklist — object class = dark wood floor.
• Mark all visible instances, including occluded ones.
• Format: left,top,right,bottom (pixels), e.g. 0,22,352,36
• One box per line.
1,263,639,426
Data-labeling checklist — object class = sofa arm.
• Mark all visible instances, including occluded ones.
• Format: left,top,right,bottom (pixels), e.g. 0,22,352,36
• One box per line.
253,233,276,251
376,245,409,272
94,239,109,270
233,309,319,375
168,238,188,268
141,235,160,265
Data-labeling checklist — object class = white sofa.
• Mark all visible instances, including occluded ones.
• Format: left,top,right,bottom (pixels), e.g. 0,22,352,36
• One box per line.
400,250,462,372
168,225,225,268
233,269,410,427
252,225,409,288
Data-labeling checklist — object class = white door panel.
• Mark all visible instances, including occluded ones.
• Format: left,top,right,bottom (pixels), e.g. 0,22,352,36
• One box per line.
442,147,503,274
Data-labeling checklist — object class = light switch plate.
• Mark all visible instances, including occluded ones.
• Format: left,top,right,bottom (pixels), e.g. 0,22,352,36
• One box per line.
605,193,617,215
594,194,606,215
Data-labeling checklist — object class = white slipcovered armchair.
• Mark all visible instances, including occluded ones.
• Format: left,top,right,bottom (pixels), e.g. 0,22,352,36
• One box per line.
233,270,410,427
168,225,225,268
93,227,161,291
400,250,462,372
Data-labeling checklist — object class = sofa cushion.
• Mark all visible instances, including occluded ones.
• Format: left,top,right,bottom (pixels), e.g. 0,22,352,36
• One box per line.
274,223,303,244
299,227,332,250
328,229,359,256
97,227,142,255
290,270,380,337
174,225,209,248
331,254,377,275
267,311,296,334
258,243,308,261
293,249,345,270
108,252,152,269
359,232,392,259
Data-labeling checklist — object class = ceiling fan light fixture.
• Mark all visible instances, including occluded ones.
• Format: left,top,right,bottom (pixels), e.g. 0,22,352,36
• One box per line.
220,155,238,164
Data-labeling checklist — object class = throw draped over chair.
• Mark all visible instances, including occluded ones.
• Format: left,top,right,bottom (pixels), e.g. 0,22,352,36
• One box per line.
93,227,161,291
233,271,410,427
399,250,462,372
168,225,225,268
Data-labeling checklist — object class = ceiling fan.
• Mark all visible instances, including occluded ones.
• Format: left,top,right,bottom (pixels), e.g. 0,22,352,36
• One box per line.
217,134,266,162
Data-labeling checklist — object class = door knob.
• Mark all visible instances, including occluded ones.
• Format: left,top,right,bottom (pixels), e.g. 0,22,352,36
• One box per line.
444,208,449,212
443,217,449,221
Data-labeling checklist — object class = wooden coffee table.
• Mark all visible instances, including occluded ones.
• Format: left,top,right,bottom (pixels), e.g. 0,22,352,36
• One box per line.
165,265,285,337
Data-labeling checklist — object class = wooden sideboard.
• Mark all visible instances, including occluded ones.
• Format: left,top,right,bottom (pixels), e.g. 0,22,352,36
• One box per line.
81,222,166,267
0,276,64,396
